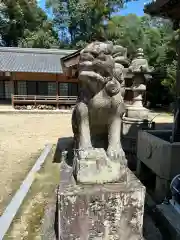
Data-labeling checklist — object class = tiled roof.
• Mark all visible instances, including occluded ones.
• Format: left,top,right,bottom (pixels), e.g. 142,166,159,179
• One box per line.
0,47,76,73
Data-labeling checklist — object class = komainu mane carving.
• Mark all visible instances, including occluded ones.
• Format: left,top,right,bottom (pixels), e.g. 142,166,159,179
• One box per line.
72,41,126,159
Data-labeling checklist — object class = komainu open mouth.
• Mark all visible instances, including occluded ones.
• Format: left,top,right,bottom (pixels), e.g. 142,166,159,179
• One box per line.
79,70,105,84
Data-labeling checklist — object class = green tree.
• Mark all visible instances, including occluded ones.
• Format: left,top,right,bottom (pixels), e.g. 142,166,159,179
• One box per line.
107,14,145,57
107,14,173,65
18,20,59,48
46,0,136,47
162,60,177,99
0,2,9,46
107,14,175,105
0,0,59,48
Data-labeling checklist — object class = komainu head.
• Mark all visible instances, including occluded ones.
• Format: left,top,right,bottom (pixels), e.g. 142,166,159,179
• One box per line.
78,41,126,96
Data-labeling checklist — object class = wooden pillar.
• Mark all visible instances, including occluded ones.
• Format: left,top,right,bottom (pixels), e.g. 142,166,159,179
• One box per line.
56,74,59,109
11,73,15,108
34,95,37,108
14,81,17,95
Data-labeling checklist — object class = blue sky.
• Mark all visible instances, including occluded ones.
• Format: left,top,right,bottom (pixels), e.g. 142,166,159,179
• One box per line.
120,0,150,16
38,0,150,17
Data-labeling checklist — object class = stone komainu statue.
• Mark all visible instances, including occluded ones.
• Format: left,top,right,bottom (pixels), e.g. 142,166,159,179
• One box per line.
72,41,126,159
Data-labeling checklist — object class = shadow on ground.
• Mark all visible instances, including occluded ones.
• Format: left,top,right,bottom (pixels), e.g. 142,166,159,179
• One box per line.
53,137,74,165
143,204,163,240
155,122,172,130
0,100,11,105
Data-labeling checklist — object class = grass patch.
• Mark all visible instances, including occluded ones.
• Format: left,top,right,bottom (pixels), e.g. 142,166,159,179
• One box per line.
0,149,42,216
4,145,60,240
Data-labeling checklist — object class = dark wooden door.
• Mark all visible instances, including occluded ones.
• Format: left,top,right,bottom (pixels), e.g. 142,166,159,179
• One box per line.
27,81,37,95
0,81,5,99
37,81,48,95
68,83,78,96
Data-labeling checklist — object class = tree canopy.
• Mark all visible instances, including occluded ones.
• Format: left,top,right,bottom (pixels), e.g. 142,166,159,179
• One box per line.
46,0,136,47
0,0,59,48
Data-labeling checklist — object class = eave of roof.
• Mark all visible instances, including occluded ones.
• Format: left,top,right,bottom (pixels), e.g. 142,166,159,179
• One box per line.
0,47,76,74
61,49,81,68
144,0,180,20
144,0,169,11
61,49,82,61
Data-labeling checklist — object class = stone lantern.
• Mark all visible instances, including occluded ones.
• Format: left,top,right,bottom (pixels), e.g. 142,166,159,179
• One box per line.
126,48,152,119
121,48,153,170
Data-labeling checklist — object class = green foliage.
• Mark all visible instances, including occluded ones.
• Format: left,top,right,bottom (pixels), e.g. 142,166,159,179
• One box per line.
46,0,136,47
107,14,145,57
106,14,176,104
0,2,9,45
0,0,59,48
19,29,59,49
19,21,59,48
107,14,174,64
162,60,177,99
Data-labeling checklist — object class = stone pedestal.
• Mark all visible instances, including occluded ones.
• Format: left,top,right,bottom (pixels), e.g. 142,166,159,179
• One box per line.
73,148,127,184
58,158,145,240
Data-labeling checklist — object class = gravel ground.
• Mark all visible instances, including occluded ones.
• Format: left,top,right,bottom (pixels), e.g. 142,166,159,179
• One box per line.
148,112,173,123
0,113,72,215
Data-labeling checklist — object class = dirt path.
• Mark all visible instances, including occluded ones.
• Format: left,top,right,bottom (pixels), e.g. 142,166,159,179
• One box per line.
0,113,72,215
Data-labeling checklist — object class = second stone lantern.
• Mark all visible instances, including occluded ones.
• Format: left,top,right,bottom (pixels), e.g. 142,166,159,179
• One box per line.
126,48,153,119
121,48,153,170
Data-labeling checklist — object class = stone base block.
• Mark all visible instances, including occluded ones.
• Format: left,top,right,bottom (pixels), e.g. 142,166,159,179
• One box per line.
126,106,149,120
58,162,145,240
73,148,127,184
